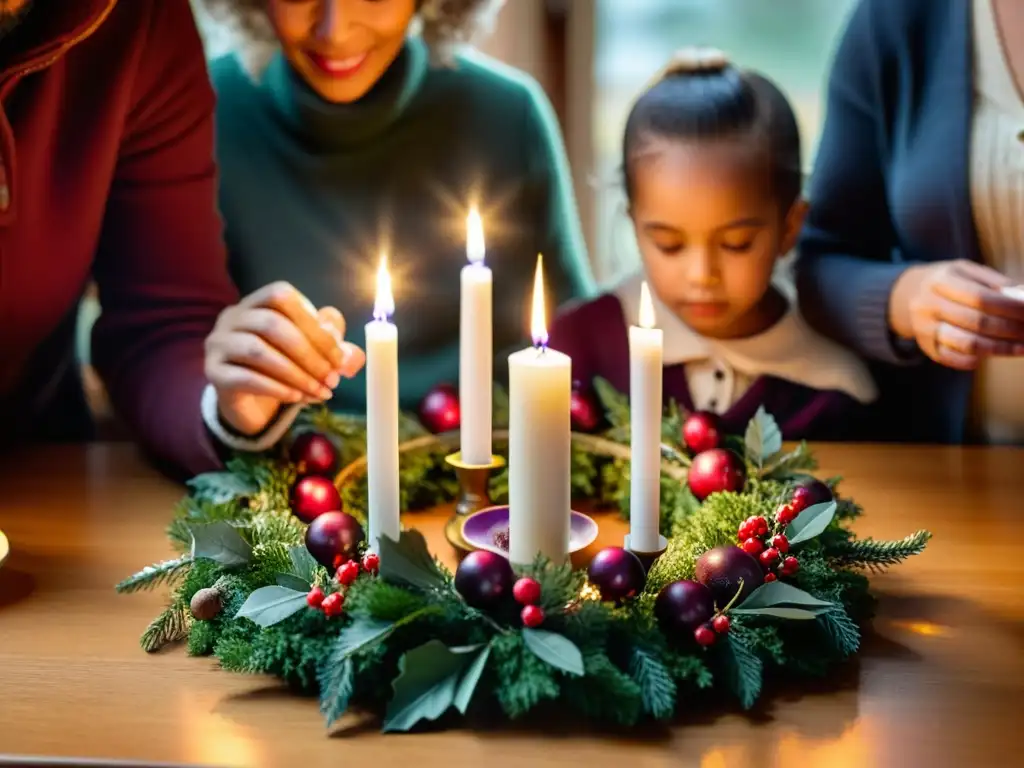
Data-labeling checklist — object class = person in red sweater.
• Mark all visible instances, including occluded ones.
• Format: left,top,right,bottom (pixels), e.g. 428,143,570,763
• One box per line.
0,0,360,477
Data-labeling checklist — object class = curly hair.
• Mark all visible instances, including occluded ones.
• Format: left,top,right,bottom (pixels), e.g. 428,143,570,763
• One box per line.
194,0,507,78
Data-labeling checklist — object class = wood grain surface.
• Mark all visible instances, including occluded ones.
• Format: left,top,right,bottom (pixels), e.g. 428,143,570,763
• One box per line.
1,443,1022,768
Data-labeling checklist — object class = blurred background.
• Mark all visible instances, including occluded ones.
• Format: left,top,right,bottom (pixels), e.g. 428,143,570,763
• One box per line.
81,0,858,424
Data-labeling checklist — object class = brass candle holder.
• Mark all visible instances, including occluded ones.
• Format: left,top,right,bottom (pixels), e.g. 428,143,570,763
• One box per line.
443,451,505,554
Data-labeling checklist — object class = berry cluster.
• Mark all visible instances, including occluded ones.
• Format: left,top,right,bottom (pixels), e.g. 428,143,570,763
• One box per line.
513,577,545,627
694,613,731,647
736,485,820,581
305,551,380,619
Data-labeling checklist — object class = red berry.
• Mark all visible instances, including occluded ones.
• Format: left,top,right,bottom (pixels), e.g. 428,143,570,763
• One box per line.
521,604,545,627
306,586,325,608
361,552,380,574
736,522,750,541
712,615,731,634
770,534,789,553
781,556,800,575
764,573,777,582
321,592,344,617
335,560,359,586
760,547,780,566
751,516,769,536
775,503,797,526
790,486,812,512
694,625,717,646
332,554,348,570
741,537,764,556
513,577,542,606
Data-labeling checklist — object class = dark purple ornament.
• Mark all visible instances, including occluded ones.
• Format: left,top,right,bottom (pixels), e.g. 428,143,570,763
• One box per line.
586,546,647,601
454,551,515,610
695,545,764,607
654,580,716,636
792,478,834,507
289,431,339,478
304,511,365,569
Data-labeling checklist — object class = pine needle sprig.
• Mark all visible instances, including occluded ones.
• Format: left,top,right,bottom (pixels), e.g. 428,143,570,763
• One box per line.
115,556,191,594
826,530,932,571
140,604,189,653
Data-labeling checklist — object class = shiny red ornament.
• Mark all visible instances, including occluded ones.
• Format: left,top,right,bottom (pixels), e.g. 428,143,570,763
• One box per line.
687,448,747,501
682,411,723,454
570,388,601,432
513,577,542,606
290,475,343,523
289,432,339,478
586,547,647,602
418,383,461,433
304,511,365,569
521,604,545,627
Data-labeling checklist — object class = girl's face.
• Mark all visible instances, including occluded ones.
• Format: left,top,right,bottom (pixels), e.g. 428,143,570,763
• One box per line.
268,0,418,104
629,139,805,339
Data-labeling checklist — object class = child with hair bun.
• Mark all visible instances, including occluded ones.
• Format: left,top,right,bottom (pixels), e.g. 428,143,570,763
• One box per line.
548,48,877,440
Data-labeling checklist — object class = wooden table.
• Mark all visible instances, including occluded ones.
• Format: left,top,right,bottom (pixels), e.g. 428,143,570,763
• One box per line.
1,443,1022,768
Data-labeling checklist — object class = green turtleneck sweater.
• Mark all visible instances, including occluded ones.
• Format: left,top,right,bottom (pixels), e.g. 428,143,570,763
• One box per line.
209,38,594,414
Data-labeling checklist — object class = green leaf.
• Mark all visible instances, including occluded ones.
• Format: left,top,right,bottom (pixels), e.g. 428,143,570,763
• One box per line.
719,632,763,709
522,628,584,676
629,645,677,720
731,606,822,620
733,580,834,614
115,556,190,594
763,440,818,478
186,471,257,504
383,641,465,732
319,657,354,728
744,406,782,466
592,376,630,428
288,545,318,583
377,530,446,592
785,501,838,545
276,573,311,592
818,608,861,656
190,521,252,566
453,644,491,714
330,616,397,660
234,585,308,628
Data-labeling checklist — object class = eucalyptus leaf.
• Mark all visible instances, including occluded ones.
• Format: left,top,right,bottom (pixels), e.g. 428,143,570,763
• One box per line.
736,580,833,613
288,545,318,583
785,501,838,545
234,585,308,628
186,471,257,504
276,573,311,592
744,407,782,465
383,641,465,732
731,606,822,620
453,644,491,715
190,521,252,566
377,530,446,592
331,617,396,660
522,628,585,677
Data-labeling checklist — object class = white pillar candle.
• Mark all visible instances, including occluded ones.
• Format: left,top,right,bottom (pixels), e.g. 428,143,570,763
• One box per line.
508,255,572,565
628,281,663,552
459,208,493,465
365,254,400,552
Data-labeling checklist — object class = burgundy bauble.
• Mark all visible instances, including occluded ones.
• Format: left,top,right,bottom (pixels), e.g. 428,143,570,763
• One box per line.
290,475,343,523
695,545,764,606
682,411,723,454
687,448,747,501
454,551,515,610
289,432,339,478
570,387,600,432
586,547,647,601
418,383,461,433
304,511,365,569
654,580,715,636
791,478,834,510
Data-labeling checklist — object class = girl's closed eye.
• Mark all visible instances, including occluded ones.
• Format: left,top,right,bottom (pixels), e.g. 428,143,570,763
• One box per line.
718,225,763,254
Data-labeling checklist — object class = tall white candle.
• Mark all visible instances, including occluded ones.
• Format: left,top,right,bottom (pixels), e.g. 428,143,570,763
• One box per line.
459,208,493,465
508,255,572,566
365,254,400,552
628,281,663,552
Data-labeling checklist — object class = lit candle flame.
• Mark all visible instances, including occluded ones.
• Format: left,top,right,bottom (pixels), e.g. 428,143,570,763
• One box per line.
531,254,548,348
467,207,485,265
638,281,656,329
373,252,394,322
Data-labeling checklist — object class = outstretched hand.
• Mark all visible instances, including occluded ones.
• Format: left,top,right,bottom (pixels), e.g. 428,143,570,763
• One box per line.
204,282,365,435
889,260,1024,370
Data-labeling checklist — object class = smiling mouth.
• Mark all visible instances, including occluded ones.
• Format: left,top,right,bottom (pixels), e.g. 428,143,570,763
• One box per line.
681,301,729,318
304,51,370,79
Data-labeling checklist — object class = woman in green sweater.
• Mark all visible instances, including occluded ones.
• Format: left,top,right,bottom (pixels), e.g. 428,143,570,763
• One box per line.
199,0,594,448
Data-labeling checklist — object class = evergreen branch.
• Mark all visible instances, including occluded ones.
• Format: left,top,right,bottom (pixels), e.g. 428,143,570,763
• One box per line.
719,630,763,710
818,608,860,657
319,657,355,728
827,530,932,571
140,604,189,653
115,556,191,594
629,645,677,720
762,441,818,479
